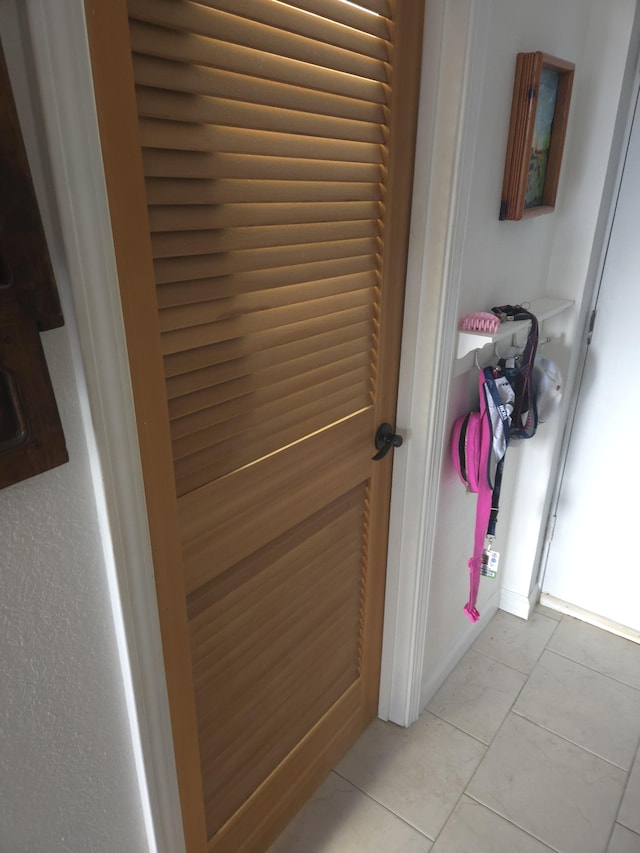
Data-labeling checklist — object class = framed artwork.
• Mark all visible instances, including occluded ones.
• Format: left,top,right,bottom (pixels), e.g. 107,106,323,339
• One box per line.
499,52,575,221
0,41,68,488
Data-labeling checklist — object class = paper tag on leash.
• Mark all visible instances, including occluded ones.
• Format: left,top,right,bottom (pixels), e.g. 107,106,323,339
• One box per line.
481,548,500,578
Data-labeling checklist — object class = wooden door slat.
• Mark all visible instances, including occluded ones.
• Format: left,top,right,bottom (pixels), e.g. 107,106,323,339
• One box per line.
162,304,373,378
159,271,376,333
175,370,371,486
145,176,383,207
128,0,390,80
128,20,388,103
197,601,360,768
166,327,371,400
327,0,391,17
154,238,379,286
142,148,384,185
151,221,379,260
192,542,361,687
161,288,374,355
169,348,370,425
135,87,384,145
174,391,369,493
157,256,377,308
148,200,382,233
133,55,386,124
187,492,363,641
191,0,389,60
139,121,384,166
206,682,362,852
178,409,373,592
281,0,391,40
172,376,370,491
198,631,358,836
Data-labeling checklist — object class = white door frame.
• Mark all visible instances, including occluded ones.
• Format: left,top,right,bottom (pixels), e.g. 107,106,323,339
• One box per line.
379,0,490,726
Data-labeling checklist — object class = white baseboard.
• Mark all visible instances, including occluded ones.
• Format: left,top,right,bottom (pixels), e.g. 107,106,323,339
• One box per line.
499,583,540,620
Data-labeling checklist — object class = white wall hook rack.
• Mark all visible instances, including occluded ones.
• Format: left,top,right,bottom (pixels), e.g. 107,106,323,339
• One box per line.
456,297,574,363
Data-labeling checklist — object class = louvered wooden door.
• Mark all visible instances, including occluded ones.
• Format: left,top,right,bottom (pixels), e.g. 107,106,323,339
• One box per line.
86,1,424,850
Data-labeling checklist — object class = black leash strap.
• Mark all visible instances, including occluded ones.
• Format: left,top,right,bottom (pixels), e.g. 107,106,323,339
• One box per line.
482,368,511,538
492,304,539,438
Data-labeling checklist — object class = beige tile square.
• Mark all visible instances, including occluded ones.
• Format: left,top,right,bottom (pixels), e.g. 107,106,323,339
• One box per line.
427,650,526,744
431,795,553,853
268,772,432,853
619,750,640,834
467,713,627,853
335,713,486,840
607,824,640,853
548,617,640,690
513,650,640,769
472,610,558,674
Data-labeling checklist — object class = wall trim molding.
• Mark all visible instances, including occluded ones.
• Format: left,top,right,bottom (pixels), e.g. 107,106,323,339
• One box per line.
22,3,184,851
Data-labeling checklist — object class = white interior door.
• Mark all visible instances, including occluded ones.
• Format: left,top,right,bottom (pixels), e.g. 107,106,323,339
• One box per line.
542,90,640,635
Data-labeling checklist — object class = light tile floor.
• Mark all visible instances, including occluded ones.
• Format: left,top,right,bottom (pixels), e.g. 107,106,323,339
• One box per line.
269,607,640,853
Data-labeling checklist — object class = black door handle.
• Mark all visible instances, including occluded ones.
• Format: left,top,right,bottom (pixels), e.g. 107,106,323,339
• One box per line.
372,422,403,461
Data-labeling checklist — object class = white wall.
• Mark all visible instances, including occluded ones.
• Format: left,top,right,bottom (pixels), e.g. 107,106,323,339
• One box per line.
412,0,637,708
0,4,150,850
497,0,638,615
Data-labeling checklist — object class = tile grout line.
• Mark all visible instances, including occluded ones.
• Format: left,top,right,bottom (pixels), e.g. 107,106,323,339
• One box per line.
470,610,564,677
547,612,640,689
421,707,492,748
330,769,437,844
604,821,616,853
448,613,595,852
428,620,558,851
464,645,533,677
425,613,567,848
543,646,640,692
508,708,635,773
423,724,492,851
463,790,560,852
427,787,470,850
611,732,640,836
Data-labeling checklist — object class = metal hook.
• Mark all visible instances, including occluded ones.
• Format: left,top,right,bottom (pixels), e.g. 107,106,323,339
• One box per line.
474,350,481,370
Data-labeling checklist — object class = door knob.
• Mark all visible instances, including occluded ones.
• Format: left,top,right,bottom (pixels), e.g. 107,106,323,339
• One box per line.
372,422,403,461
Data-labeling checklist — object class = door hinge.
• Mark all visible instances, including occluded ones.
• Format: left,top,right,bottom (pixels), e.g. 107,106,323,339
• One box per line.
587,308,597,345
544,513,557,545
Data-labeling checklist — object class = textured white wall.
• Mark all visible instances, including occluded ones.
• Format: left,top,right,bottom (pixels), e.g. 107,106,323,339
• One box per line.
0,3,149,850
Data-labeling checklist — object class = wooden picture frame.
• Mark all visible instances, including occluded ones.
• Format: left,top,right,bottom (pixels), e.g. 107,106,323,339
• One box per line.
499,52,575,221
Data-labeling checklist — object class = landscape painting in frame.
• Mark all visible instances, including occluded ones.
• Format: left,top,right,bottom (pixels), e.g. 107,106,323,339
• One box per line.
525,66,559,208
500,52,575,221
